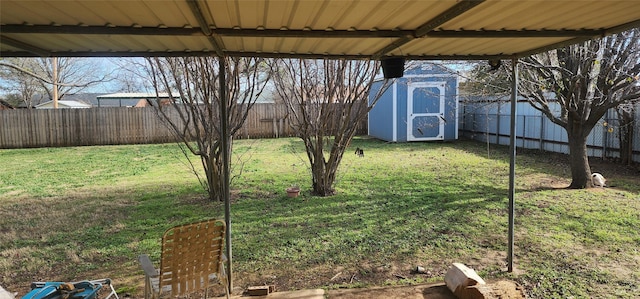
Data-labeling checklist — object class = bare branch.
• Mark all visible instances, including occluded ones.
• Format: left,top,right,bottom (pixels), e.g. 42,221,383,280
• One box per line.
144,56,270,201
271,58,390,196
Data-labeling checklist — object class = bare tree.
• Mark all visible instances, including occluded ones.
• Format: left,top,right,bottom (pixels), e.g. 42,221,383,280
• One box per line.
272,59,390,196
518,29,640,188
35,57,113,103
113,70,148,93
0,57,112,107
145,56,269,201
460,61,511,97
108,58,154,93
0,58,45,108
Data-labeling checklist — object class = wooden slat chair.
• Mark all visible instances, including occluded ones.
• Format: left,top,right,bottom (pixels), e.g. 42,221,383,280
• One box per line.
138,219,229,299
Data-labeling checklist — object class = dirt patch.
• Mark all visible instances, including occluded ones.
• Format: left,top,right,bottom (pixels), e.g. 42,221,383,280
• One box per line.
473,280,525,299
529,177,572,191
228,261,444,297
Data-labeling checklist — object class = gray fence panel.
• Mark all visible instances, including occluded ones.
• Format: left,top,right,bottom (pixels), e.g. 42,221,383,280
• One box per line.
461,100,640,163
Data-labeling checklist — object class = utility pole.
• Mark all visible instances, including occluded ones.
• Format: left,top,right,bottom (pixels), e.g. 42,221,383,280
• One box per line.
53,56,59,109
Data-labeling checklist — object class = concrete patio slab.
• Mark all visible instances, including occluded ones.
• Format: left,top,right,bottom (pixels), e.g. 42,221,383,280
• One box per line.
215,288,325,299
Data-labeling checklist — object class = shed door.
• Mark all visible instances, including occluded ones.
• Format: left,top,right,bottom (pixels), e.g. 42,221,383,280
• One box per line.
407,82,445,141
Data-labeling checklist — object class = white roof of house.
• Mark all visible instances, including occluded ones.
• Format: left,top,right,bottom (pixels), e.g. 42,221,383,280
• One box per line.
36,100,92,109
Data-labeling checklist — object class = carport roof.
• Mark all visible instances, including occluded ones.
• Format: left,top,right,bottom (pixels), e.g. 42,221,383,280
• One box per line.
1,0,639,59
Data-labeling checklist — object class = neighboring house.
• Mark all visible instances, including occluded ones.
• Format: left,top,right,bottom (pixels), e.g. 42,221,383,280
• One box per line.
96,93,179,107
97,92,275,106
14,94,46,109
0,99,15,110
134,99,154,107
35,100,92,109
16,92,273,109
17,92,183,108
16,93,102,109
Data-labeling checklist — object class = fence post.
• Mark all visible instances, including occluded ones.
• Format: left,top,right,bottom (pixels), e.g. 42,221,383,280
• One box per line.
539,115,544,152
602,113,608,159
496,101,501,145
521,115,525,148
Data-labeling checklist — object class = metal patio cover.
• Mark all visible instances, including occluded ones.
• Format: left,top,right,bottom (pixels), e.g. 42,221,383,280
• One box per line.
1,0,639,59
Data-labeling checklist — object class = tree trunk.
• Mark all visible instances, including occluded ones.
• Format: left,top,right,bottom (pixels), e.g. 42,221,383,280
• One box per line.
617,108,634,165
202,154,223,201
624,124,634,166
310,149,336,196
619,124,632,166
312,168,334,196
567,128,593,189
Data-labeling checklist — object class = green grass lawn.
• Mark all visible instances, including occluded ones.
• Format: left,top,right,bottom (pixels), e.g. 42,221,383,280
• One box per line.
1,137,638,298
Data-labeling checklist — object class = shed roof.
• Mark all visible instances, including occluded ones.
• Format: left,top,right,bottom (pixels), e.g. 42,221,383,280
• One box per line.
1,0,639,59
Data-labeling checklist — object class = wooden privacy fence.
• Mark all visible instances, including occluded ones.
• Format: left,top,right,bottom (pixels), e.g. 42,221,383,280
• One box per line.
0,103,368,149
1,107,174,148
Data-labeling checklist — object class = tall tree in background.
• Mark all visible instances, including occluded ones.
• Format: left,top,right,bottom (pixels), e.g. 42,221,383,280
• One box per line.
0,58,43,108
518,29,640,188
615,102,636,165
0,57,111,107
35,57,112,106
272,59,389,196
461,60,511,96
145,56,269,202
109,58,154,93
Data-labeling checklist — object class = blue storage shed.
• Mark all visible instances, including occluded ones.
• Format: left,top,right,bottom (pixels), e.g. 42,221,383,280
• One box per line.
368,63,459,142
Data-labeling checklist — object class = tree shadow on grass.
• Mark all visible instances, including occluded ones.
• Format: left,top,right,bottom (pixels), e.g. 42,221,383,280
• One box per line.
0,181,225,294
230,172,513,290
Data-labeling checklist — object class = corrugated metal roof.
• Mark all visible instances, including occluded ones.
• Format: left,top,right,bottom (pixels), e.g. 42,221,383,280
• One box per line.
97,93,174,99
1,0,639,59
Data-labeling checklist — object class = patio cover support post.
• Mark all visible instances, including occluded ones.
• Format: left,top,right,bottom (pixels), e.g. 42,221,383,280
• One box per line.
507,57,518,272
219,56,233,290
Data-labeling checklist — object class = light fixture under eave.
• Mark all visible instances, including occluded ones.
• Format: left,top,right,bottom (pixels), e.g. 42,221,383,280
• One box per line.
488,59,502,71
381,57,405,78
